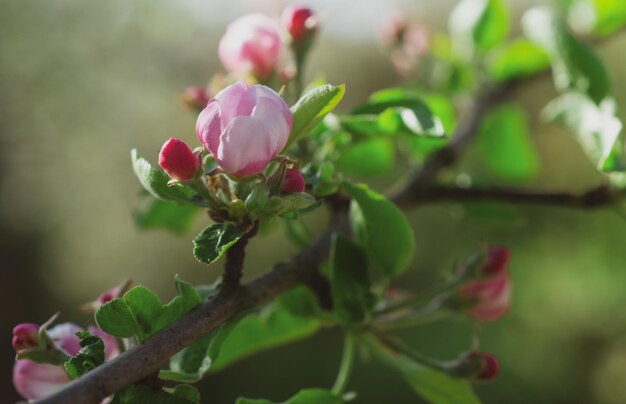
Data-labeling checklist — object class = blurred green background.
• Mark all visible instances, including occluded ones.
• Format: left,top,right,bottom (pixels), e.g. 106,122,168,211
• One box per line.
2,0,626,402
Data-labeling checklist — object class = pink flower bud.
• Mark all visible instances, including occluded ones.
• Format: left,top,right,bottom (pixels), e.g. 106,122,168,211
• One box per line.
457,271,510,322
482,246,510,276
12,324,40,352
282,5,318,45
13,323,119,400
219,14,282,81
196,81,292,177
181,86,210,111
464,352,500,382
158,138,201,181
281,168,305,193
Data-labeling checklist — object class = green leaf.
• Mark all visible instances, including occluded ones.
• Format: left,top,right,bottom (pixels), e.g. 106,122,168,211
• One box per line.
477,105,540,183
330,235,376,324
590,0,626,35
286,84,345,148
95,299,137,338
543,92,622,168
343,183,415,277
193,222,243,265
134,197,200,234
162,317,241,383
488,39,550,81
164,288,322,381
123,286,163,339
368,337,480,404
63,331,105,379
336,138,394,177
96,278,201,342
450,0,509,56
568,0,626,36
522,7,610,104
131,149,190,203
112,384,200,404
236,389,343,404
210,287,322,372
352,95,445,137
360,88,456,135
159,277,203,331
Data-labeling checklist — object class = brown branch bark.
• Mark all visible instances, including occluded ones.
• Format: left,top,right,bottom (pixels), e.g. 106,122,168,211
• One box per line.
407,184,619,208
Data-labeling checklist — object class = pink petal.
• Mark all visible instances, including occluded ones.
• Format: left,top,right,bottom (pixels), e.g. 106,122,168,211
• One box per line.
13,360,69,400
218,14,281,80
47,323,83,356
196,99,222,155
217,116,274,176
250,85,292,152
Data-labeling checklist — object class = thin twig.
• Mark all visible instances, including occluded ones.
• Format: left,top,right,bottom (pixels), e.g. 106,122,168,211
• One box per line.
220,222,258,294
409,184,619,208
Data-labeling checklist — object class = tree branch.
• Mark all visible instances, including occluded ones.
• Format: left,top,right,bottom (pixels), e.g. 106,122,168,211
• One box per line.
391,81,517,209
32,39,623,403
408,184,619,208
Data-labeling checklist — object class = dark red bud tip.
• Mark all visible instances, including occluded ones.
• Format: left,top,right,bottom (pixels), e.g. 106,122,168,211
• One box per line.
483,246,510,276
282,5,317,44
12,323,40,351
468,351,499,382
181,86,210,111
159,138,201,181
281,168,306,194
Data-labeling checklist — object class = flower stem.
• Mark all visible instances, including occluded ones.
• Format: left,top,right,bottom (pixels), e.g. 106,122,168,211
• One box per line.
373,330,454,374
331,331,355,395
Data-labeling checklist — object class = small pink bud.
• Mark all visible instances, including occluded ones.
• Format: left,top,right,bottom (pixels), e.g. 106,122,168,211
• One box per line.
465,352,500,382
379,13,409,47
82,279,132,312
457,271,510,322
218,14,282,81
282,5,318,45
158,138,201,181
181,86,210,111
281,169,306,193
196,81,292,177
482,246,510,276
12,324,40,352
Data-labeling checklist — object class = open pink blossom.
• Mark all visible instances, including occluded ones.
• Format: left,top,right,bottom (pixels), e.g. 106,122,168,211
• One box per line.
218,14,282,80
196,81,292,177
13,323,118,401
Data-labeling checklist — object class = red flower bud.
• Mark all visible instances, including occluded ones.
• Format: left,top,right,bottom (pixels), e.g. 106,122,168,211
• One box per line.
12,323,40,352
181,86,210,112
158,138,201,181
281,168,306,194
482,246,510,276
465,351,499,382
282,5,318,45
